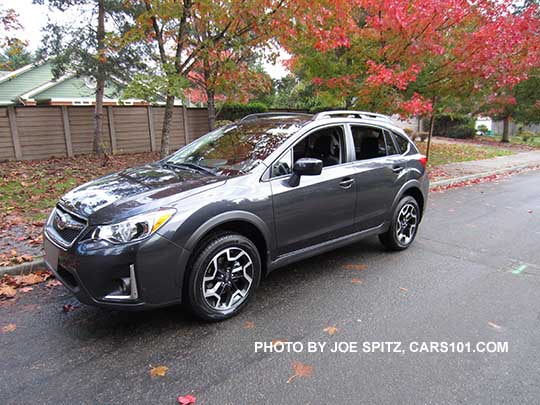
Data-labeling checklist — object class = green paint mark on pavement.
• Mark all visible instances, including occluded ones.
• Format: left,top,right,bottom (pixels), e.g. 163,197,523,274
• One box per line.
512,264,527,275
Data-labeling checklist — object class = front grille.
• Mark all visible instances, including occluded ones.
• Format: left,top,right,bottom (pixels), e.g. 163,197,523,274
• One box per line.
46,207,87,248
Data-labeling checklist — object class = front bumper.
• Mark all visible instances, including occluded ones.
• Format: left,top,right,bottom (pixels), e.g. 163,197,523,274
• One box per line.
44,232,189,310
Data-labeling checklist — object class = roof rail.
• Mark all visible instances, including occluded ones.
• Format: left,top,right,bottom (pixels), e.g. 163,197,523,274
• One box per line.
313,110,393,123
240,112,312,122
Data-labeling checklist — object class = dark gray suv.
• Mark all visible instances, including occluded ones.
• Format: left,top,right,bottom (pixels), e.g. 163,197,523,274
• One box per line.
44,111,429,321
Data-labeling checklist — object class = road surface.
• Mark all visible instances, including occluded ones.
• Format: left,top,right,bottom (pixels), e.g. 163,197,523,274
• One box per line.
1,169,540,404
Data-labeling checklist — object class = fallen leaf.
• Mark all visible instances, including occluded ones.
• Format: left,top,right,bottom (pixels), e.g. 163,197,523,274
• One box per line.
0,285,17,298
287,361,313,384
343,264,368,271
488,321,501,330
13,273,44,286
19,286,33,293
399,287,408,292
271,339,288,348
149,365,169,377
177,394,196,404
2,323,16,333
46,279,63,288
351,278,363,285
62,303,79,313
323,326,338,335
244,321,255,329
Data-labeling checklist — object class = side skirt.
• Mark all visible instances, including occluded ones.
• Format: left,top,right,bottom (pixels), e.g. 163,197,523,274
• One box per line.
267,223,388,273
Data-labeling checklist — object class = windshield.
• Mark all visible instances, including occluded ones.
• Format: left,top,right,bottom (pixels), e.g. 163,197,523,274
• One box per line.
165,121,301,176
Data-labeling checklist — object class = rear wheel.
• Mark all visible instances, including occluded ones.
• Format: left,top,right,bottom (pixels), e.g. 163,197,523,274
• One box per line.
379,196,420,251
186,232,261,321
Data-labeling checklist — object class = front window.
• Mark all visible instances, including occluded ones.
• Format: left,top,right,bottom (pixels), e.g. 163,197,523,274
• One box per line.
270,125,345,178
165,122,300,176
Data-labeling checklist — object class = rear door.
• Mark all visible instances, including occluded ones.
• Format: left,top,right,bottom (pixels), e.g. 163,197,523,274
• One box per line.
349,124,409,230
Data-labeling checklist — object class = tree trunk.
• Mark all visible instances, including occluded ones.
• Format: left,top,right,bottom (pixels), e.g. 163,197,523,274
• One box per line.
426,111,436,162
501,116,510,143
93,0,105,159
207,89,216,130
160,94,175,158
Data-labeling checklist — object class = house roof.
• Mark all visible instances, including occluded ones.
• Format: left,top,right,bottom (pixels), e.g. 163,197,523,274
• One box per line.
0,63,55,105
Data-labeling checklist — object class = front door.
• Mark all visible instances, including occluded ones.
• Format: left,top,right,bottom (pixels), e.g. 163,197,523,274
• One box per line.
270,125,357,256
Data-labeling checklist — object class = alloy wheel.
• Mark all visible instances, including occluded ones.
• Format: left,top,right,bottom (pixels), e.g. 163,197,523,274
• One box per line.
202,247,254,311
396,203,418,245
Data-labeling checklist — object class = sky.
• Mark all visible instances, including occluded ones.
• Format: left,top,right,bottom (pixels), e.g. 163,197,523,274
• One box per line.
3,0,289,78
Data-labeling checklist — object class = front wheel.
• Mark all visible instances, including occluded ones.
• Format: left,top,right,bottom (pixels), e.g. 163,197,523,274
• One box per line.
186,232,261,321
379,196,420,251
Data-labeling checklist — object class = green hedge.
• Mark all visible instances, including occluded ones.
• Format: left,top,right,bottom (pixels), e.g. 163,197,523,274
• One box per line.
428,114,476,139
217,102,268,121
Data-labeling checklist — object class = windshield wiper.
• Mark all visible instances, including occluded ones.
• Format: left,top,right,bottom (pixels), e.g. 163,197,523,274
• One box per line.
163,161,217,176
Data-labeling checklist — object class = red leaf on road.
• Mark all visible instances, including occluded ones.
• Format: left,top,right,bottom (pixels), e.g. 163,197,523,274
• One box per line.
2,323,16,333
177,394,196,404
343,264,368,271
46,279,63,288
287,361,313,384
62,303,79,313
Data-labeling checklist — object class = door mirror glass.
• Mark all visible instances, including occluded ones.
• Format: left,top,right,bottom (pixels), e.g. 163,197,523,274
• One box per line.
289,158,323,187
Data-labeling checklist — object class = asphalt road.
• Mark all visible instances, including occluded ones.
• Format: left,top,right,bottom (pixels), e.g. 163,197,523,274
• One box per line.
2,169,540,404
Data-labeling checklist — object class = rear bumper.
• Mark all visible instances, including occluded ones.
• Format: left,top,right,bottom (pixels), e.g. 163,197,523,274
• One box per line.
44,232,190,310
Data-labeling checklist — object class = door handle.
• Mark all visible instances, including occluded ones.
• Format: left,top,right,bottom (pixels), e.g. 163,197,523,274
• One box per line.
339,178,355,188
392,166,404,173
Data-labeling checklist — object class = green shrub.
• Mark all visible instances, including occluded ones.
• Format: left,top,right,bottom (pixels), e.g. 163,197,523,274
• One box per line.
520,131,536,143
217,102,268,121
428,114,476,139
477,124,489,135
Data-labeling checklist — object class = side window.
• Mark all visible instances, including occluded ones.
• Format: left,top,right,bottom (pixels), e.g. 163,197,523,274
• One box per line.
351,126,388,160
393,132,410,154
271,149,293,177
384,130,399,155
293,126,345,168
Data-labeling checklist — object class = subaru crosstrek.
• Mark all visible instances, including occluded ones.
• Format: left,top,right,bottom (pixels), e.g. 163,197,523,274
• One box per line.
44,110,429,321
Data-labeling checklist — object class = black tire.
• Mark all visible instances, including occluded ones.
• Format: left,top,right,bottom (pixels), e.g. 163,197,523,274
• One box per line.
379,195,420,251
186,232,261,321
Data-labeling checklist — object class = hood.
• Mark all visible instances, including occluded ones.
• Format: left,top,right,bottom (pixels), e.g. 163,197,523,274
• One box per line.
59,164,226,222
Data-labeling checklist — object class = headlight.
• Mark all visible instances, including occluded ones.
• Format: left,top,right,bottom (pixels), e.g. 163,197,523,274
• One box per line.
91,209,176,244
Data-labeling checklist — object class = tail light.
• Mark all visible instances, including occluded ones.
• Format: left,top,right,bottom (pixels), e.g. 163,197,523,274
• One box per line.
419,155,428,168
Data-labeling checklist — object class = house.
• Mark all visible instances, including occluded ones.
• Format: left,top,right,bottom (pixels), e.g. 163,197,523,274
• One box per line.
0,62,182,107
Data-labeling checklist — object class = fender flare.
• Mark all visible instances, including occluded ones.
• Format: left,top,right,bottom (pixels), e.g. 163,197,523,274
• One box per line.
183,210,273,254
389,179,425,220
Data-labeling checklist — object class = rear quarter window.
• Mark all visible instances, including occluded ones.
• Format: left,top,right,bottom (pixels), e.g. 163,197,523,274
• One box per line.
393,132,412,154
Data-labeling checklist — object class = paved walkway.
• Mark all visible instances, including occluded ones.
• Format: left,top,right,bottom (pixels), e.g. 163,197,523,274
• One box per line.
432,150,540,185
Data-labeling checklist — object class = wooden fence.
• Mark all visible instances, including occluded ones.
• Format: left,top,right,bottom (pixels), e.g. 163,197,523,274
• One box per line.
0,106,210,161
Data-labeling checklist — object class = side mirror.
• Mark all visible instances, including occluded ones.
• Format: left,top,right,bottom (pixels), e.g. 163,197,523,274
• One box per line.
288,158,323,187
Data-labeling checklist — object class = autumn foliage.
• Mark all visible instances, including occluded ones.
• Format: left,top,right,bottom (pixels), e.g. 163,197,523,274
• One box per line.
282,0,540,116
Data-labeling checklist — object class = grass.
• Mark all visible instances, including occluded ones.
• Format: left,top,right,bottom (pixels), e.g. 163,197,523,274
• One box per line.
416,142,514,167
0,153,159,224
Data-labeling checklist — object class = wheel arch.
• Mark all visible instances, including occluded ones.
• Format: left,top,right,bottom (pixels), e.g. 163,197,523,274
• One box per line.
391,180,426,221
183,211,272,277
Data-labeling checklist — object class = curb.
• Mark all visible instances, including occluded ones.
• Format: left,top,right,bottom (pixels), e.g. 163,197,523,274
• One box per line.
429,162,540,189
1,162,539,277
0,258,46,278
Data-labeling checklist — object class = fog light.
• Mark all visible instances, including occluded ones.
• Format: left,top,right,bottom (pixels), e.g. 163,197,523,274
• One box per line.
103,265,139,301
